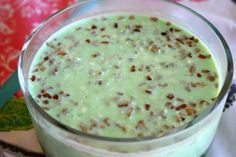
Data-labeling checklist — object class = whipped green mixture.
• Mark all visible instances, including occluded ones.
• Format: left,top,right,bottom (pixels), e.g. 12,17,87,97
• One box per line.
29,13,219,138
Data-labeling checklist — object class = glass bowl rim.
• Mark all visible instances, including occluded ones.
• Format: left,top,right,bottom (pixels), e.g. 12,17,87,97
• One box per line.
18,0,234,143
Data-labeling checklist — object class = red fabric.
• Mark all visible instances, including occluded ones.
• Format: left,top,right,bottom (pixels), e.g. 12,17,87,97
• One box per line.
0,0,76,86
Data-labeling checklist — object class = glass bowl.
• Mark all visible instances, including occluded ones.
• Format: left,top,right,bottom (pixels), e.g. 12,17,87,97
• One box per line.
18,0,233,157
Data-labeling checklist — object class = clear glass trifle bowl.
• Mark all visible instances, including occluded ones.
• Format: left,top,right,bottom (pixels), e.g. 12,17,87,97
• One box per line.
18,0,234,157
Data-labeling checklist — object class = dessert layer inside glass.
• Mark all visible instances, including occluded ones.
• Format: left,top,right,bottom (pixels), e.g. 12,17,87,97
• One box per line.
28,13,220,138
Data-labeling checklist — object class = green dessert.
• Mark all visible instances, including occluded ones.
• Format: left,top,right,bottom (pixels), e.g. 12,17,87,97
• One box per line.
28,13,219,138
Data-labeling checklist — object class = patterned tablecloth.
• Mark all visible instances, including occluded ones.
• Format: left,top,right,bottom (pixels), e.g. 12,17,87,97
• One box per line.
0,0,235,156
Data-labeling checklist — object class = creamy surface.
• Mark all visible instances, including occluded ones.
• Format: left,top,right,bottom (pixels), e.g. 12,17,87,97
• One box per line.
29,13,219,138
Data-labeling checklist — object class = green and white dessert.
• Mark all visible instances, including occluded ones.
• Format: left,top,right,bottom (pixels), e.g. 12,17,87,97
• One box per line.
29,13,219,139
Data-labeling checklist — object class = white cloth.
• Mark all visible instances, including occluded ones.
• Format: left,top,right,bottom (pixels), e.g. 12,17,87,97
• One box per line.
179,1,236,156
